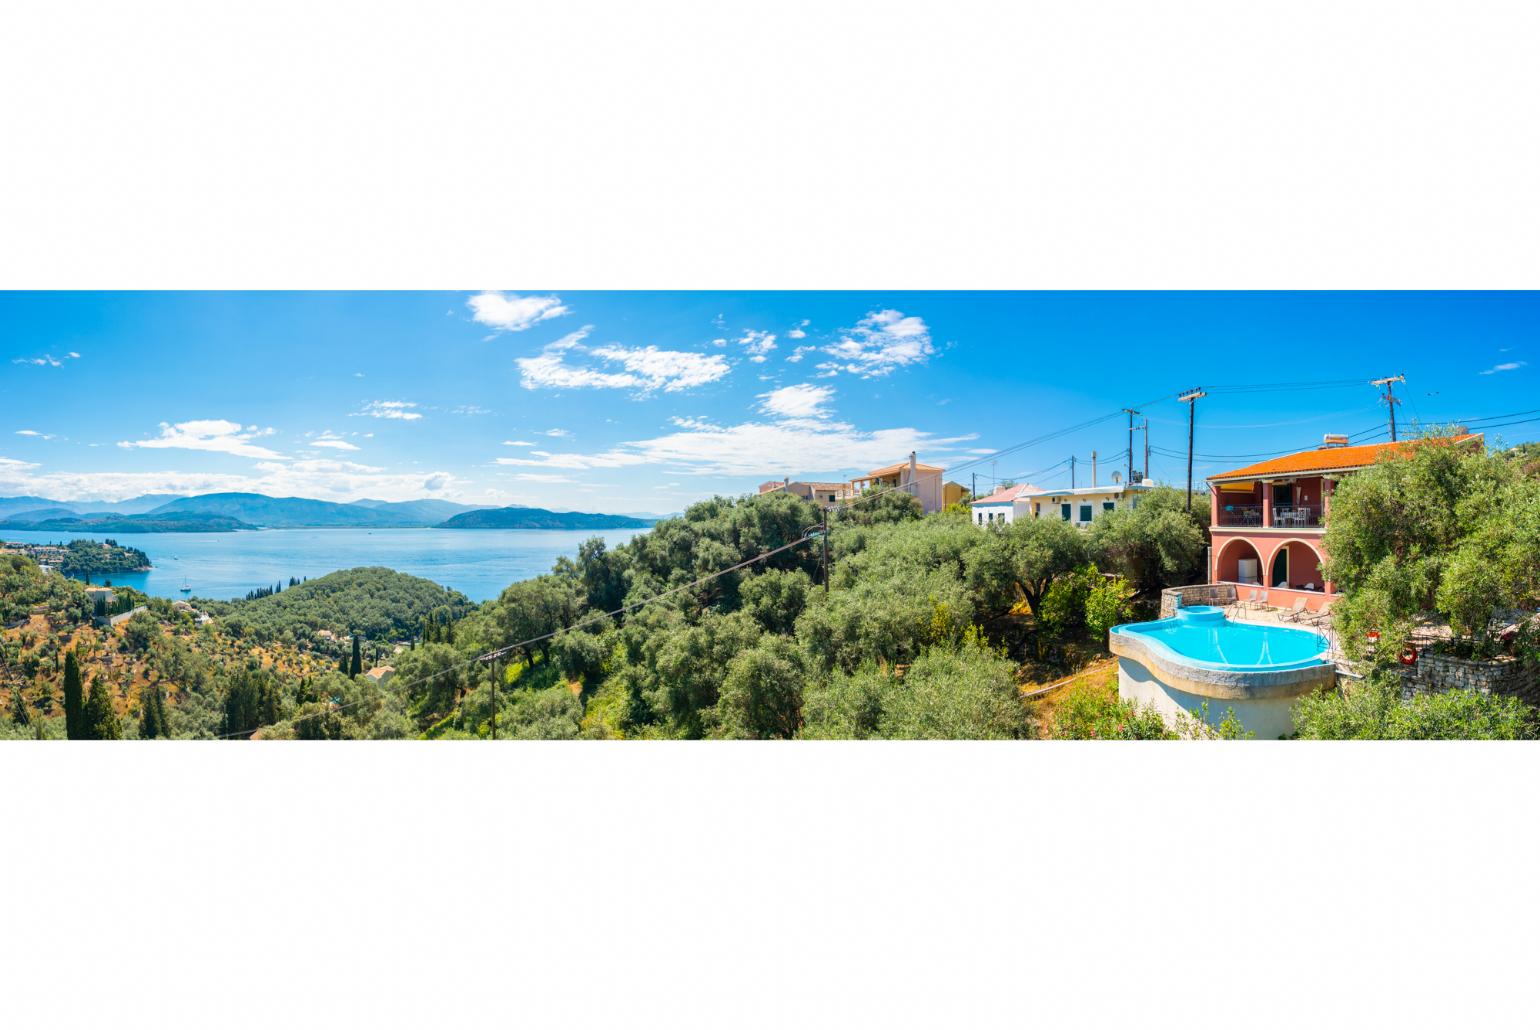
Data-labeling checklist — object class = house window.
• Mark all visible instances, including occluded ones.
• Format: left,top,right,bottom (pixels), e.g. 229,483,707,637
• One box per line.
1079,504,1093,523
1102,501,1115,512
1060,503,1072,521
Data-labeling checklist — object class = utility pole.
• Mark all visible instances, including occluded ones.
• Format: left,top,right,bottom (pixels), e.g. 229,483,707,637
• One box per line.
490,659,498,740
1372,374,1406,441
1070,455,1076,489
1178,388,1206,512
820,507,829,595
971,472,976,500
1091,450,1098,487
1122,408,1139,485
1141,419,1150,483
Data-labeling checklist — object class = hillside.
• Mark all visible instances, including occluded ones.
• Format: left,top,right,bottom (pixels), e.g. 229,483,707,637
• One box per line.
209,566,474,642
436,506,654,530
0,511,256,533
148,493,420,528
349,498,492,523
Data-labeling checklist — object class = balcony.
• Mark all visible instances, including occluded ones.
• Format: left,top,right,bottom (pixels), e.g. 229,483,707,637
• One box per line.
1217,504,1263,527
1216,504,1323,529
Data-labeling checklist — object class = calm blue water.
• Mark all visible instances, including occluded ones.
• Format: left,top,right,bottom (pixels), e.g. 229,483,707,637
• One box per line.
0,527,648,602
1112,607,1327,670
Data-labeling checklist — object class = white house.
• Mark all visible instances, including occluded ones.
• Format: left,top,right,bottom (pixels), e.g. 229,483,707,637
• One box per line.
1022,480,1154,528
969,482,1043,526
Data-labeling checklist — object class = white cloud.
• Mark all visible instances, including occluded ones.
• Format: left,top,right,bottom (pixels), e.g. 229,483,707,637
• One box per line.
502,439,536,447
516,328,730,395
310,435,360,451
736,329,778,357
0,456,40,471
15,429,56,440
452,405,492,416
821,309,934,378
758,383,835,419
542,428,571,438
588,345,731,392
787,345,817,363
467,291,570,332
12,352,81,367
1480,361,1527,375
493,416,975,478
117,419,286,460
513,473,575,484
787,319,809,339
353,400,424,420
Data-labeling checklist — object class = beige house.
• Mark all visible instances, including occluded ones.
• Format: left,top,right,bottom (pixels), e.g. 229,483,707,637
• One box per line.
849,452,960,514
758,478,849,509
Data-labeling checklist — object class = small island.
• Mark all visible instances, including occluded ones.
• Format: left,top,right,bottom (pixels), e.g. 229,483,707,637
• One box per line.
0,538,152,577
435,506,654,530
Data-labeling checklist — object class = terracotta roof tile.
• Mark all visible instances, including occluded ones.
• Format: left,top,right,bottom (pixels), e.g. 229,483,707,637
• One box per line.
861,460,945,477
1207,434,1481,482
970,483,1042,505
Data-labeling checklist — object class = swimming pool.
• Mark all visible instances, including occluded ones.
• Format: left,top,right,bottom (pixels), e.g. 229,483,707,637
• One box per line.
1109,606,1328,672
1107,606,1335,738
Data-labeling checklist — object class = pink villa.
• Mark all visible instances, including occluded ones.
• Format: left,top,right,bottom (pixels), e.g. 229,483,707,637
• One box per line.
1207,433,1481,613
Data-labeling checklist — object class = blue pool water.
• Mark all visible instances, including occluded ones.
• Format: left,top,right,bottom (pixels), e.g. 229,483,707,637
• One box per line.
1110,606,1328,672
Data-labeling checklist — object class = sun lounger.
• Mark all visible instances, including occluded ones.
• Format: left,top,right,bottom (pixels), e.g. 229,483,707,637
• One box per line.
1282,598,1310,622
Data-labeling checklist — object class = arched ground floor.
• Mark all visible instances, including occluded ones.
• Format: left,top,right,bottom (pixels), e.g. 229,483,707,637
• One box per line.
1209,531,1336,612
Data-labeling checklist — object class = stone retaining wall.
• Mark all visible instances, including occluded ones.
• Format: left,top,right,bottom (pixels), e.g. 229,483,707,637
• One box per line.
1400,652,1539,704
1158,583,1238,618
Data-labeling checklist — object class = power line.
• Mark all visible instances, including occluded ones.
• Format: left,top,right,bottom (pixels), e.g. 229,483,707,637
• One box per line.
215,533,818,739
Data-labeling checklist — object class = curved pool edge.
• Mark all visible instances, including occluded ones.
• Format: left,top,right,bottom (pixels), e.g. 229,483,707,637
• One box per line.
1108,626,1336,703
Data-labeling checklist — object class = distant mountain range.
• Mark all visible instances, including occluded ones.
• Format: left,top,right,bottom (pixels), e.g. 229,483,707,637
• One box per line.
0,492,658,533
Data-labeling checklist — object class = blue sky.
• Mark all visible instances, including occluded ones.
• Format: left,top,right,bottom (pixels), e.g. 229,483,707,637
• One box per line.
2,291,1535,512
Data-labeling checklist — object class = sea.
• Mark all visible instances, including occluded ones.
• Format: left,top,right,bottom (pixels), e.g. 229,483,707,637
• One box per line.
0,527,649,603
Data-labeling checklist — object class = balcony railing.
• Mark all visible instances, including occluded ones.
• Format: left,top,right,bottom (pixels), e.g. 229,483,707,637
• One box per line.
1217,504,1263,527
1217,504,1323,529
1272,504,1322,528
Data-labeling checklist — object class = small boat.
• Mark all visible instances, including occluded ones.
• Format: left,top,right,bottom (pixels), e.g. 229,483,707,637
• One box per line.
179,580,192,593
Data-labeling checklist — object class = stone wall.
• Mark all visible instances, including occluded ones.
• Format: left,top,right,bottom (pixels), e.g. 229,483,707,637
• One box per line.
1399,651,1539,704
1158,583,1238,618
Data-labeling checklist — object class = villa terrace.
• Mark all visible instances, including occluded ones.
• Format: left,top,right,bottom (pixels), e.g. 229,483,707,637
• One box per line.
1206,432,1482,614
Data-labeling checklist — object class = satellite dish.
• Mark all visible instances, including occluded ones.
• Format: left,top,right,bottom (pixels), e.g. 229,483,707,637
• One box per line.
1111,471,1122,484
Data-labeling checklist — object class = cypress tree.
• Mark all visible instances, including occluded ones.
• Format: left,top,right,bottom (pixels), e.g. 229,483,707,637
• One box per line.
62,650,84,740
338,653,350,675
9,685,30,727
82,677,121,740
139,681,168,739
350,635,362,678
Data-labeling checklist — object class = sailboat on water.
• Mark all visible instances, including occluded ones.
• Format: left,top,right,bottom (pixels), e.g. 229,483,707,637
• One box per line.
179,578,192,594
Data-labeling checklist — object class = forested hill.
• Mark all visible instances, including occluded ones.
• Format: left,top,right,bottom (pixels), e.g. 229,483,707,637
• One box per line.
436,506,653,529
0,511,256,533
206,567,474,642
148,493,425,528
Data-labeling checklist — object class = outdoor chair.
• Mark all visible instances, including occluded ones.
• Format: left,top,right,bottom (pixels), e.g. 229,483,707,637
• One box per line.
1282,598,1310,622
1301,601,1336,627
1236,588,1259,614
